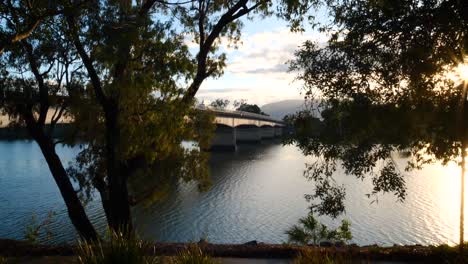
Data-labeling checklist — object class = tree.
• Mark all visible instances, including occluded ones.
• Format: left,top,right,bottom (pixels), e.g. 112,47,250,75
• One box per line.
233,99,247,109
1,0,318,238
209,98,231,110
289,0,468,247
0,11,99,240
235,100,267,115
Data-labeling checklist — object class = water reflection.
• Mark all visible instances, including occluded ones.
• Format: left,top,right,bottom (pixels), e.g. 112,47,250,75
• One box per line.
133,142,311,244
0,140,467,245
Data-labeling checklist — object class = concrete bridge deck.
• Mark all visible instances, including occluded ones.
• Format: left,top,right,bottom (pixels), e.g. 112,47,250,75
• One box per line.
206,109,285,151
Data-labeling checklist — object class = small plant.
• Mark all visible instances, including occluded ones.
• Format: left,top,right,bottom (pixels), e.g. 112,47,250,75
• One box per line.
24,211,56,244
286,212,352,246
0,256,7,264
77,229,160,264
199,231,209,243
171,244,219,264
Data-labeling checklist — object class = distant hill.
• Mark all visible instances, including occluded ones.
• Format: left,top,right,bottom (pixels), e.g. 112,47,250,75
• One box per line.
260,100,306,120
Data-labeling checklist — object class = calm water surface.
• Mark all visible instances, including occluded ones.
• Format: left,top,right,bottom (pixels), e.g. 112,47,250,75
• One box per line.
0,140,465,246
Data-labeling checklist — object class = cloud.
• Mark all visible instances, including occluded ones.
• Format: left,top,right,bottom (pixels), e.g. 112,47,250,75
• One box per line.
235,64,289,75
197,78,305,107
221,28,324,79
194,26,325,105
197,87,252,93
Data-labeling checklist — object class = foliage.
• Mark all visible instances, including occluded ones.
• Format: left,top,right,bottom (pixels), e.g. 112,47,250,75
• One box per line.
170,244,219,264
283,110,322,136
288,0,468,221
208,98,268,115
286,212,352,245
235,102,267,115
24,211,56,244
77,230,160,264
292,0,467,104
63,6,212,218
67,101,216,207
0,256,6,264
209,99,230,110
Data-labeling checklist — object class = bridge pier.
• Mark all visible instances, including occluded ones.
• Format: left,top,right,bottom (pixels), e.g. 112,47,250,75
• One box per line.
206,110,286,151
236,125,261,143
210,124,237,151
261,126,275,139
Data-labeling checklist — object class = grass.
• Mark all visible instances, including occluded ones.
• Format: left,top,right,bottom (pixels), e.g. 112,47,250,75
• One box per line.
76,230,219,264
292,249,369,264
76,230,160,264
169,244,219,264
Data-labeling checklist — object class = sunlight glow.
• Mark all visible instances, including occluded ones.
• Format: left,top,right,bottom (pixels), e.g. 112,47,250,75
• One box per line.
449,58,468,85
457,63,468,82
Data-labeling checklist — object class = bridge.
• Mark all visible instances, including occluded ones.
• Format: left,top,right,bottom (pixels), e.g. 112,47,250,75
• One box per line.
207,109,285,150
0,108,286,150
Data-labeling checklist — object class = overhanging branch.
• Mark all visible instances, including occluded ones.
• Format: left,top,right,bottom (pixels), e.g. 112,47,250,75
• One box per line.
182,0,265,104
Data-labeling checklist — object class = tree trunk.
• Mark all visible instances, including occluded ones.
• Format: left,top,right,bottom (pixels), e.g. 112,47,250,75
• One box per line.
104,103,133,235
33,128,98,241
461,142,465,251
458,83,467,252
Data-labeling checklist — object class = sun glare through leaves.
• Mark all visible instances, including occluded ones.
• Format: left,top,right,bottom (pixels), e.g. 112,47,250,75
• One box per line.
449,58,468,85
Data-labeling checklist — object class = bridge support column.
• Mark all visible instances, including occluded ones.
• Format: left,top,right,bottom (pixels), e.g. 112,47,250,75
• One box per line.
236,126,261,143
261,126,275,139
274,126,283,137
210,125,237,151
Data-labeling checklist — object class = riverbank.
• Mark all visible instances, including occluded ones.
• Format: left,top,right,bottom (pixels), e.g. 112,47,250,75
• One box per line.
1,239,466,263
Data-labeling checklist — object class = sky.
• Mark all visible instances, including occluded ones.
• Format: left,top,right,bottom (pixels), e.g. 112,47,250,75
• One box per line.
194,13,329,107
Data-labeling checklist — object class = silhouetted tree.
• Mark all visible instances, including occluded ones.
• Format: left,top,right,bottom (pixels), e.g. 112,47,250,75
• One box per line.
289,0,468,247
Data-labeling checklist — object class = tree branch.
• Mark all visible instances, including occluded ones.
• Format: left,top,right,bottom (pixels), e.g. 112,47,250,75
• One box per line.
0,1,89,55
66,14,108,108
231,1,262,20
0,20,40,55
139,0,195,15
22,40,49,126
182,0,262,104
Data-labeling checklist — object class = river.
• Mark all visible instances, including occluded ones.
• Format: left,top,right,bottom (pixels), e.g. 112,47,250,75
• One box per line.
0,140,465,246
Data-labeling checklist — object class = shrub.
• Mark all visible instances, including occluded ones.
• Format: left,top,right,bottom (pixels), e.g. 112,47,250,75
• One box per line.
24,211,56,244
170,244,219,264
76,230,160,264
286,212,352,245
